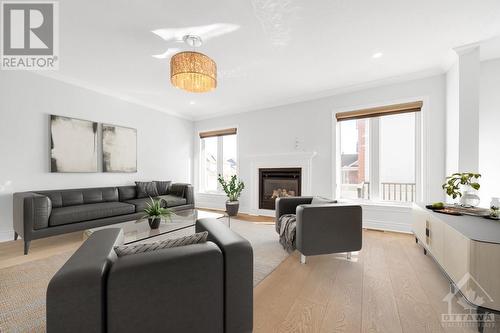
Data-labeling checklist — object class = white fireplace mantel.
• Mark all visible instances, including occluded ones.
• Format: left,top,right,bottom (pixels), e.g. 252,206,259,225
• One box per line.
249,151,317,216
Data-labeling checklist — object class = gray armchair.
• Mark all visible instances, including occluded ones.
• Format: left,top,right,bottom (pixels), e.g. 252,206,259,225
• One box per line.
275,197,362,263
47,218,253,333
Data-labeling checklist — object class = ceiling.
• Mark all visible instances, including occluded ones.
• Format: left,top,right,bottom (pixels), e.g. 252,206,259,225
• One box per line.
41,0,500,120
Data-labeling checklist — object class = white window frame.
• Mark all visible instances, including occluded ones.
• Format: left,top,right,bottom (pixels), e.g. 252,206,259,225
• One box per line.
199,130,239,194
333,98,425,206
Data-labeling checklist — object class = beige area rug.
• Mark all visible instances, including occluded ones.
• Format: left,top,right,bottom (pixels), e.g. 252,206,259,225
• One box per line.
0,217,288,332
159,217,289,286
0,252,73,332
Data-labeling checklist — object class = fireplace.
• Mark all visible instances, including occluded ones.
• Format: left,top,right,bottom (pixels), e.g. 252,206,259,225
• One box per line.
259,168,301,210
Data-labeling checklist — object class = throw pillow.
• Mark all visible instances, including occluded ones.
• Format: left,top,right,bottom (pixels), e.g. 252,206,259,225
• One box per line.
154,180,172,196
114,231,209,257
167,183,186,197
135,181,159,198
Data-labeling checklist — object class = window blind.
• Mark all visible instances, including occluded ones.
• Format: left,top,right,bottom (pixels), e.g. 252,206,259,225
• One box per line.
335,101,423,122
199,127,237,138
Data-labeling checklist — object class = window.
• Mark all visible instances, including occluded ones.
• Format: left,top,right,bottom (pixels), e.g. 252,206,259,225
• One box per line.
337,101,420,203
199,128,237,193
339,119,370,200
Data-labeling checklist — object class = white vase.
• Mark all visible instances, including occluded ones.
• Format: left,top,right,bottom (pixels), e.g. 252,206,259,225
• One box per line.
460,186,480,207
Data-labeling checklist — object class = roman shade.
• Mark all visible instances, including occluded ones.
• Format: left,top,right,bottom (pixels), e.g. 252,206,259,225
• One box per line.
335,101,423,122
199,128,237,138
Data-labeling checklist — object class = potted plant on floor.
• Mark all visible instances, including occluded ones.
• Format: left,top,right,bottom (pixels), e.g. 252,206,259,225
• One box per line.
218,174,245,217
143,197,173,229
442,172,481,207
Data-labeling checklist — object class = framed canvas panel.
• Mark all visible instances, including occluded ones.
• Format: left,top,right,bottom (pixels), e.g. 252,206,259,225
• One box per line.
50,115,98,172
102,124,137,173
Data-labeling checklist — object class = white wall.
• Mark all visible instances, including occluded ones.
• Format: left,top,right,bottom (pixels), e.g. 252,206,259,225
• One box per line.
479,58,500,205
0,71,193,241
194,74,447,232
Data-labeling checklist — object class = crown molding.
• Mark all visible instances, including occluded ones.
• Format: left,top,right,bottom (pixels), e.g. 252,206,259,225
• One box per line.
192,67,445,121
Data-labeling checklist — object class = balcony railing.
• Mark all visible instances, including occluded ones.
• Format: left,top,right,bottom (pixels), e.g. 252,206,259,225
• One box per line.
381,182,416,202
340,182,416,202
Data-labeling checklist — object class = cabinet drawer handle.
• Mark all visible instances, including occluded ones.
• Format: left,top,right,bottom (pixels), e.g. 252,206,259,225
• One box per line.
425,228,430,237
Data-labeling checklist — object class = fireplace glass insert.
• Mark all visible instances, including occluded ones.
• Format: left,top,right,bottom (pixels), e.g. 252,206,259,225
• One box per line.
259,168,301,210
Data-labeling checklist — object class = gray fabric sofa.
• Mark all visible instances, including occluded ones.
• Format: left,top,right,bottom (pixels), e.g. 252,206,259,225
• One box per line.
46,218,253,333
275,196,362,263
13,183,194,254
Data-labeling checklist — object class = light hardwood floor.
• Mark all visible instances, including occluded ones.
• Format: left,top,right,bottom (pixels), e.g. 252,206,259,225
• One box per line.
1,218,498,332
254,230,499,333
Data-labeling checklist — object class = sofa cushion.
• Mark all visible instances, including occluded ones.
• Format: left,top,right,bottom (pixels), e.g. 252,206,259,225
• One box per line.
157,195,187,207
49,202,135,226
38,187,119,208
154,180,172,196
118,186,136,201
62,190,84,207
123,198,152,212
167,183,186,198
135,181,159,198
82,188,119,204
113,231,208,257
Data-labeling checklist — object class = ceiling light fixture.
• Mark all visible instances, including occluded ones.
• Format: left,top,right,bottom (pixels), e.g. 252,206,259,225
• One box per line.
189,101,196,105
372,52,383,59
170,35,217,93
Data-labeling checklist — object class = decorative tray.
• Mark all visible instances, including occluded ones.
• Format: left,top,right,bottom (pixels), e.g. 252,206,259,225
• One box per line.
425,205,489,217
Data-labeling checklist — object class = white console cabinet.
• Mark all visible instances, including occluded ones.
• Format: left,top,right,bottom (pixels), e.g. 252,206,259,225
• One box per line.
412,204,500,312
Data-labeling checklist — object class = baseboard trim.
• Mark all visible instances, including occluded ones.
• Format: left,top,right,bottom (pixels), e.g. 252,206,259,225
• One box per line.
363,219,411,233
0,230,14,243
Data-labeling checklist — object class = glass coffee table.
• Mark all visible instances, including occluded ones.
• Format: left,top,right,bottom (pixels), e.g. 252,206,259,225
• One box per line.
83,209,224,245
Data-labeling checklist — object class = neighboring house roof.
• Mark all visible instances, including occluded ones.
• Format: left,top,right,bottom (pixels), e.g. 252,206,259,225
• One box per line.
341,154,358,167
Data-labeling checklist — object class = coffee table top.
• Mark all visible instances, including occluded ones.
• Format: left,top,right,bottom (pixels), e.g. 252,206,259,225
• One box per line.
83,209,224,245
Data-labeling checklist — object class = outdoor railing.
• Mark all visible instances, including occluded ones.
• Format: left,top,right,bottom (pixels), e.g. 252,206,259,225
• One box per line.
340,182,416,202
381,182,416,202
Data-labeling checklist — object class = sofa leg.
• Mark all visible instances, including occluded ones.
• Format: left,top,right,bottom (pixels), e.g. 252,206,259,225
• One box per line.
14,232,18,241
346,252,352,260
300,254,306,264
24,241,31,255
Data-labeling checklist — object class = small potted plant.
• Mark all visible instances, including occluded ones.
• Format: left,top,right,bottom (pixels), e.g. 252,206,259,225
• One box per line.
143,197,173,229
218,174,245,216
442,172,481,207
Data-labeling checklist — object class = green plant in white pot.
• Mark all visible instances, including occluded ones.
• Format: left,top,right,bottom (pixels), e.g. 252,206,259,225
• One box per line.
442,172,481,207
218,174,245,216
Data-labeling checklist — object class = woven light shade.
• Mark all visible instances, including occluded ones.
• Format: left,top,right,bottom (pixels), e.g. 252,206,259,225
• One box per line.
170,51,217,93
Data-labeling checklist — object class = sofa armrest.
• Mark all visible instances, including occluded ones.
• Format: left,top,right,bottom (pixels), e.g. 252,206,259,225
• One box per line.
196,218,253,333
107,242,224,333
296,204,362,256
275,196,313,222
47,228,123,333
13,192,52,238
184,184,194,205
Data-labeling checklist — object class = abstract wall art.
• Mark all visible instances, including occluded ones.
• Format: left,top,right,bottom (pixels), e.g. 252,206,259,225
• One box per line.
50,115,98,172
102,124,137,173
